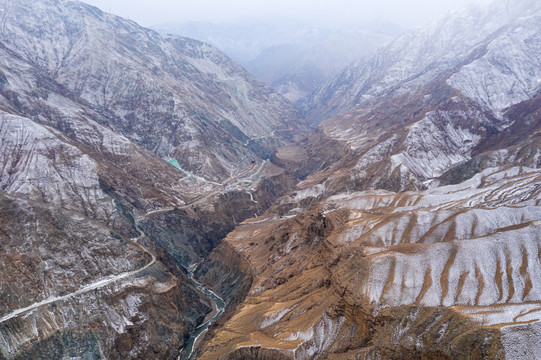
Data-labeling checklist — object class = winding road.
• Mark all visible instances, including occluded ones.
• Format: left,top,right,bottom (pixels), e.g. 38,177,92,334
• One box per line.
142,160,265,219
0,159,267,357
0,232,155,324
242,128,292,146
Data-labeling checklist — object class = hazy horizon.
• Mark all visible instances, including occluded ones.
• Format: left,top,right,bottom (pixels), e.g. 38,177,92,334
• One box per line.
82,0,490,29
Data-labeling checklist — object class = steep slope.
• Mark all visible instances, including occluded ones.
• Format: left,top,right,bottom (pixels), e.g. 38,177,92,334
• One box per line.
0,0,306,358
292,0,541,193
195,0,541,358
0,22,210,360
0,193,211,360
2,0,540,358
200,166,541,359
306,0,541,122
0,0,306,182
154,20,396,106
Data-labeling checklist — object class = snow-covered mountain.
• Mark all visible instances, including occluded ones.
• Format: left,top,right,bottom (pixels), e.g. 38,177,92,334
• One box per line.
154,20,397,105
198,1,541,358
0,0,304,358
298,0,541,191
2,0,541,358
0,0,306,183
306,0,541,121
200,166,541,360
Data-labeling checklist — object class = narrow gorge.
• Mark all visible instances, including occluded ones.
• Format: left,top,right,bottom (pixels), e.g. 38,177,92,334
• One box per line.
0,0,540,359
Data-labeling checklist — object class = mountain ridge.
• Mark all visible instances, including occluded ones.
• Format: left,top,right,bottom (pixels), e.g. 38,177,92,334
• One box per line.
305,0,541,122
1,0,541,358
197,0,541,358
0,0,306,358
0,0,307,182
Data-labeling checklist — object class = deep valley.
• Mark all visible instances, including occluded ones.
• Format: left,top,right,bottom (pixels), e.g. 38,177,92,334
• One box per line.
0,0,540,359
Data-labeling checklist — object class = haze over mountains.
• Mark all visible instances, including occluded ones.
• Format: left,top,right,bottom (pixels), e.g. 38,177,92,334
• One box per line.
0,0,540,359
0,0,304,358
206,0,541,358
153,21,398,103
302,0,541,190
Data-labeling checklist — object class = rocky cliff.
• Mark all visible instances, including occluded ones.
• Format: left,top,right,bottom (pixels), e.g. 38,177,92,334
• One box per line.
198,0,541,358
305,0,541,122
200,166,541,359
293,0,541,194
0,0,307,183
154,21,395,106
1,0,541,358
0,192,213,360
0,0,306,358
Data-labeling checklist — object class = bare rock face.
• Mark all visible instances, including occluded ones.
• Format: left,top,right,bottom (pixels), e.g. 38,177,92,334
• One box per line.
299,0,540,188
284,0,541,197
1,0,540,358
0,59,214,358
0,0,307,358
305,0,541,122
195,0,541,358
154,21,396,106
200,167,541,359
0,193,212,360
0,0,307,183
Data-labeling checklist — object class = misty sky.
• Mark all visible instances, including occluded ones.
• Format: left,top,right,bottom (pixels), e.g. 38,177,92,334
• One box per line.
82,0,488,28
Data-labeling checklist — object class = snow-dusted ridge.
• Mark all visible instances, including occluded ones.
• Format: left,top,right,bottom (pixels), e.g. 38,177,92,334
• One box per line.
293,0,541,195
201,166,541,359
307,0,541,121
0,236,155,324
0,0,306,182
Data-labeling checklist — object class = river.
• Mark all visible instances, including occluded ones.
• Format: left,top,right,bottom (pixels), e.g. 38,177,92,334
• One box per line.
178,264,226,360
